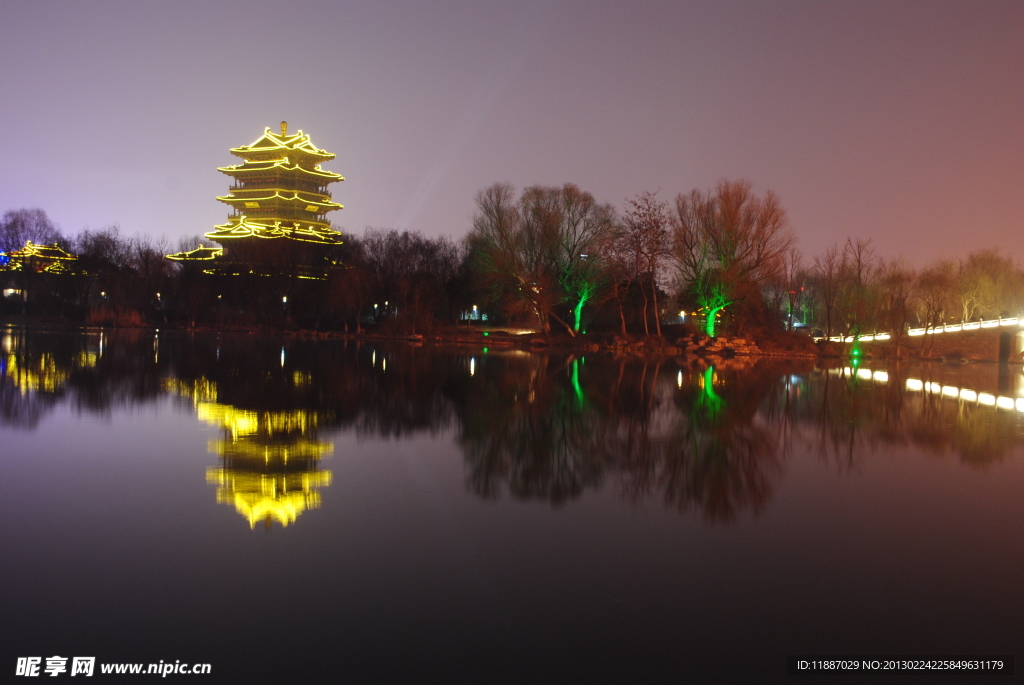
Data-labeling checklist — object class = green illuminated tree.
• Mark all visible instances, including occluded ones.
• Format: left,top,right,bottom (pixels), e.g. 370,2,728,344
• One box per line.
671,180,792,337
694,274,733,337
469,183,613,335
536,184,613,333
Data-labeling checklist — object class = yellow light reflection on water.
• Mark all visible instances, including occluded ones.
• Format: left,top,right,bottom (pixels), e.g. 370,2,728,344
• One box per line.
2,352,93,394
166,377,334,529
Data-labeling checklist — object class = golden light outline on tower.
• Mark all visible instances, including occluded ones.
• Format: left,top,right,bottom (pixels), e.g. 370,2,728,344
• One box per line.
165,246,223,261
230,123,336,162
216,191,342,211
166,123,345,270
206,216,344,245
216,160,343,180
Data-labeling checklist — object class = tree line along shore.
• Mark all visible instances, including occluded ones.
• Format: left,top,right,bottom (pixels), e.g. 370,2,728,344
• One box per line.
1,180,1020,360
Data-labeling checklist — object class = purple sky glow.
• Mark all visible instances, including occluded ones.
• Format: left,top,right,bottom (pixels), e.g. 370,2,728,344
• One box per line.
1,0,1023,264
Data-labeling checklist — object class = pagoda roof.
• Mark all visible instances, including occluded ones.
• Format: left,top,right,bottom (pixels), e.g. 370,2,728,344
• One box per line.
218,160,344,181
216,191,343,211
9,241,78,260
231,126,335,162
166,245,224,261
208,216,343,245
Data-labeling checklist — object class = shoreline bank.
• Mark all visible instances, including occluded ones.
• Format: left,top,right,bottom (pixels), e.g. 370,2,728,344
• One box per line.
7,317,1019,363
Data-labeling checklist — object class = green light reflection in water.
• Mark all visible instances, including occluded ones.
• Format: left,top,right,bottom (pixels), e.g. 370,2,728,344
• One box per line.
571,358,584,408
699,366,724,418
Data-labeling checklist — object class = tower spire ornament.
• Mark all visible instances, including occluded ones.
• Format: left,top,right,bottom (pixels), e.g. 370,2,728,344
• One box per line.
167,124,345,279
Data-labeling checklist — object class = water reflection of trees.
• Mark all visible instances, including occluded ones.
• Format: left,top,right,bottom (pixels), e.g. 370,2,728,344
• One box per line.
5,328,1024,522
449,356,1024,520
449,355,798,522
655,365,786,521
450,354,607,503
0,326,165,428
785,365,1024,468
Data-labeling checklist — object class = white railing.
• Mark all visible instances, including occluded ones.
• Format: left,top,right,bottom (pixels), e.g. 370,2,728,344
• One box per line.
818,316,1022,343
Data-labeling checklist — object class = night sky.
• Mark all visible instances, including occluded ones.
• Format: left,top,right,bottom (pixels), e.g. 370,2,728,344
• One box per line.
2,0,1022,264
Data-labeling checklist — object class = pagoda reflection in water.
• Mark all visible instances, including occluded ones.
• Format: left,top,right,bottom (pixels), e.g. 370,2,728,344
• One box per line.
168,378,333,529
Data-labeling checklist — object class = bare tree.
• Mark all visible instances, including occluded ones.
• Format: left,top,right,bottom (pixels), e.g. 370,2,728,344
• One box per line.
470,183,555,332
956,249,1023,321
670,188,719,331
770,246,806,329
877,259,916,357
518,184,614,333
813,243,844,338
361,228,460,334
838,237,879,340
0,208,65,253
620,191,669,335
598,220,638,335
915,260,956,354
775,247,805,330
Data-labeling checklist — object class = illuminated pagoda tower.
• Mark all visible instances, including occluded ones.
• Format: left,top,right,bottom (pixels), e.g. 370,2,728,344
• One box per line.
168,122,344,278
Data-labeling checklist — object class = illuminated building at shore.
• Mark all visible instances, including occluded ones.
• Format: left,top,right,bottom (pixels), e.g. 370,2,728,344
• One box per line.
0,243,83,313
167,122,345,279
0,241,80,274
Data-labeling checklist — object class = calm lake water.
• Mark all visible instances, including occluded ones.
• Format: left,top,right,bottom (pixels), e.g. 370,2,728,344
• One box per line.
2,325,1023,682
